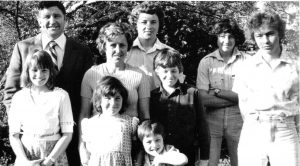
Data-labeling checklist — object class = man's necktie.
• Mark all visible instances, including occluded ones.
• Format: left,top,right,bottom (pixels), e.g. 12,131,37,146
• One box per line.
48,41,58,71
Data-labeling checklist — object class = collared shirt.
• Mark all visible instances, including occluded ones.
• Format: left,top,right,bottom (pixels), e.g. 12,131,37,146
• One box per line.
126,38,173,90
42,33,66,69
8,87,74,139
232,49,299,117
150,82,209,160
196,48,248,112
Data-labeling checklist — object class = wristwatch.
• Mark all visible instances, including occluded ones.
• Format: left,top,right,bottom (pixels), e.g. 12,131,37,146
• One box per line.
214,88,221,96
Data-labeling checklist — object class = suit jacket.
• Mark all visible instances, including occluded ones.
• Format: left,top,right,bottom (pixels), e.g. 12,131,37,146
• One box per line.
4,33,93,122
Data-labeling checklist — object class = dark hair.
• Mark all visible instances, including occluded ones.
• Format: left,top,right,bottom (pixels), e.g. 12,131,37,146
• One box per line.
212,18,245,46
38,1,66,15
137,120,165,142
248,11,286,43
129,1,165,32
21,50,57,90
153,48,183,73
92,76,128,114
96,22,133,56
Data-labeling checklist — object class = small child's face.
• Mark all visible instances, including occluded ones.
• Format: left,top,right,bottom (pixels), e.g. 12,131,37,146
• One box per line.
101,92,123,116
155,66,180,88
142,134,164,156
29,65,50,88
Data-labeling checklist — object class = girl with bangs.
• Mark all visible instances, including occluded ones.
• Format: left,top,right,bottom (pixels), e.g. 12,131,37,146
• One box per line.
79,76,139,166
8,50,74,166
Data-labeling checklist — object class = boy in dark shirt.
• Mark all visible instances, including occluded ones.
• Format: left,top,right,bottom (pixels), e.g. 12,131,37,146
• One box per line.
150,48,210,166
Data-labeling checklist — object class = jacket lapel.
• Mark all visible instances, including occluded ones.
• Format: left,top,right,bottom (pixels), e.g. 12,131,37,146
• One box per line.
28,34,43,54
60,36,77,74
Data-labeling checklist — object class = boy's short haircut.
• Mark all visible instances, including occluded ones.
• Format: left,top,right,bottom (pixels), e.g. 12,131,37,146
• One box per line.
153,48,183,73
92,76,128,114
248,11,286,43
38,1,66,15
137,120,165,142
129,1,165,32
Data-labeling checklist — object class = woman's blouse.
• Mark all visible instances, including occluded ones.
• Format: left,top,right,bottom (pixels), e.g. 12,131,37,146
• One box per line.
81,63,150,117
8,87,74,138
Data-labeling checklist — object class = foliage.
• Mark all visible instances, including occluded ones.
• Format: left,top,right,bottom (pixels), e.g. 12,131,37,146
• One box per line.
0,1,298,165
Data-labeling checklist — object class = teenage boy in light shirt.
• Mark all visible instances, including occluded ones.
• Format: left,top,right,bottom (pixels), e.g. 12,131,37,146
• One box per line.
233,11,300,166
126,1,183,90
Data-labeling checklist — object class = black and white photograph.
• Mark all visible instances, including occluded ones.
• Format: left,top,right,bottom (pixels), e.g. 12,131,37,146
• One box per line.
0,1,299,166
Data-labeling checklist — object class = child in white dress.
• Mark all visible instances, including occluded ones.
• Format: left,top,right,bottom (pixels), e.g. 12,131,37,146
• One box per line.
79,76,139,166
138,120,188,166
8,50,74,166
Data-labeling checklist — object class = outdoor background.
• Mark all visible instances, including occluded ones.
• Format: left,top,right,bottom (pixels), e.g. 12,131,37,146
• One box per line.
0,1,299,165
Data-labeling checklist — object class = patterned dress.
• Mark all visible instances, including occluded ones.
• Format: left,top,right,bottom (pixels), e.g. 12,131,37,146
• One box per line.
81,114,139,166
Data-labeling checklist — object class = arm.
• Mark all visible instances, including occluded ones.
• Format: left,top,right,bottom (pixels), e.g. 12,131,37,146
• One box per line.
210,89,238,103
138,97,150,121
79,140,90,166
138,71,151,121
79,123,90,166
78,97,92,144
195,90,210,161
9,133,44,165
153,146,188,166
3,43,23,111
196,57,235,108
199,89,235,108
42,133,72,166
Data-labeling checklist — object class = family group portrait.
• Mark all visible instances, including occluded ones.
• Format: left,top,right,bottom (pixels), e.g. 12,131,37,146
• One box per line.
0,1,299,166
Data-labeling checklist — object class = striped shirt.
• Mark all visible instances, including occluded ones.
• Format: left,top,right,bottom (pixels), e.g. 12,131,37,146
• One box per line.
81,63,150,118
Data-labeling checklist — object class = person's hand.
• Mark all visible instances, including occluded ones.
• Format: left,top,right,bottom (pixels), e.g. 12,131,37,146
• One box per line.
41,157,54,166
195,160,208,166
151,151,162,166
22,158,44,166
208,89,215,96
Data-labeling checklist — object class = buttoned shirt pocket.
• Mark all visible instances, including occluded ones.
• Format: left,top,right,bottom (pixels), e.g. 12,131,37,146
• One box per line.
209,74,223,89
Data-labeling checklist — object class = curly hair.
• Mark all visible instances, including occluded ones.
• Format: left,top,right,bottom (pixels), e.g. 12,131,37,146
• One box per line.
211,18,245,46
248,11,286,43
96,22,134,57
129,1,165,32
21,50,57,90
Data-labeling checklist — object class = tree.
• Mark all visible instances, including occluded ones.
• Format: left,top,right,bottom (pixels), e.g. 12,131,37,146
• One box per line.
0,1,298,165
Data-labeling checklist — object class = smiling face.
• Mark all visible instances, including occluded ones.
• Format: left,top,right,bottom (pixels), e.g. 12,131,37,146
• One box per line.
137,13,159,41
100,92,123,116
155,66,180,88
29,64,50,88
217,33,235,54
38,6,66,40
142,134,164,156
254,24,281,56
105,35,128,65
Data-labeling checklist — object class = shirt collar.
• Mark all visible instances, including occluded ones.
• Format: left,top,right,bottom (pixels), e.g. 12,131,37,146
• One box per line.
253,49,295,66
132,38,165,52
207,47,242,62
42,33,66,51
158,81,184,97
